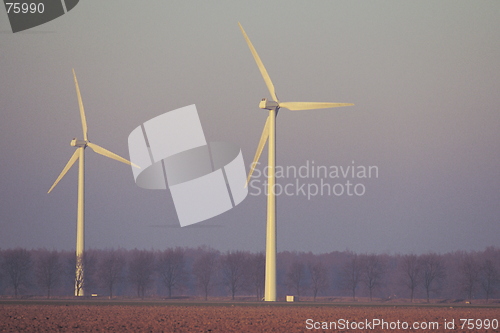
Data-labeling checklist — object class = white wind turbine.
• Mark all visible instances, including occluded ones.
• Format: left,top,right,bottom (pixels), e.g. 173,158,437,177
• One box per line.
48,69,136,296
239,23,354,301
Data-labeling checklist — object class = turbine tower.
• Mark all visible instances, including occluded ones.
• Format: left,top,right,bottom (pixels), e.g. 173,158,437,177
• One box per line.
239,23,354,301
48,69,135,296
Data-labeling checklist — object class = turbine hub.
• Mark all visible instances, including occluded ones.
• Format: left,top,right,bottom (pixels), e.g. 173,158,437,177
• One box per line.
70,138,87,147
259,98,279,110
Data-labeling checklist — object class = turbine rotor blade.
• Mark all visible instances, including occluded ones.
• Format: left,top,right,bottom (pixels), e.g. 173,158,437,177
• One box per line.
48,149,80,193
246,115,270,186
238,22,279,102
87,142,140,168
73,69,88,141
279,102,354,111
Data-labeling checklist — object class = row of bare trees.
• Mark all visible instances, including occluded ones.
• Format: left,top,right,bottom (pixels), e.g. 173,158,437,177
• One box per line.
0,247,498,301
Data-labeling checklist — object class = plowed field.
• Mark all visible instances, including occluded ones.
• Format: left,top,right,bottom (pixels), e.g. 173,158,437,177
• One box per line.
0,301,498,332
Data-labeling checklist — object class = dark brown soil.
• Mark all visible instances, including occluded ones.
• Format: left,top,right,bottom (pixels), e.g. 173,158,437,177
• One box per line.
0,302,498,332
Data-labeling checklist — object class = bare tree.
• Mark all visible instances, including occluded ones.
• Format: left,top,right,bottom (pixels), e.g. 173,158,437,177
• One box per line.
0,260,3,293
286,260,307,297
220,251,247,300
157,247,187,298
480,259,499,302
74,256,84,296
66,250,98,296
35,250,62,298
308,261,329,301
341,252,362,301
193,249,219,300
420,253,445,302
247,252,265,300
128,249,155,299
400,254,421,302
360,254,385,301
96,249,125,298
459,253,480,301
1,248,32,297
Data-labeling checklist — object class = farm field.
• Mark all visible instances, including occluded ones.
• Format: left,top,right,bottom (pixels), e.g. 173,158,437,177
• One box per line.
0,300,499,332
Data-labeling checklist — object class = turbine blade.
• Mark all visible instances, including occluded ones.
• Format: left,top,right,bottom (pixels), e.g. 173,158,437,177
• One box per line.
238,22,279,102
246,115,270,186
73,69,88,141
48,149,80,193
87,142,140,168
279,102,354,111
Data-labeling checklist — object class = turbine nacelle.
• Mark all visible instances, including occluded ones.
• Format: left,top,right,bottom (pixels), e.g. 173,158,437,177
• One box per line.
70,138,87,147
259,98,279,110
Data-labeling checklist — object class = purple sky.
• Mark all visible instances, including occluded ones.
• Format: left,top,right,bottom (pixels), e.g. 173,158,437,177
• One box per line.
0,1,498,255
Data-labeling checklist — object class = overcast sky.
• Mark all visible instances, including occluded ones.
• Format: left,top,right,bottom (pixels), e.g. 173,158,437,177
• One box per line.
0,1,498,255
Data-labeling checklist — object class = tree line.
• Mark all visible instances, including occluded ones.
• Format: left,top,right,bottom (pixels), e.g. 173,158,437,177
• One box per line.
0,246,498,302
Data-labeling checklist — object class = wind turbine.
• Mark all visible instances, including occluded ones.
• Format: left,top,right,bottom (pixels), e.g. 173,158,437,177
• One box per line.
48,69,136,296
239,23,354,301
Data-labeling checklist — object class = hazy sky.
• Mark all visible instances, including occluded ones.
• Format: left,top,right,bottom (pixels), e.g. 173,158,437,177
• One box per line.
1,1,498,255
